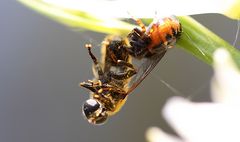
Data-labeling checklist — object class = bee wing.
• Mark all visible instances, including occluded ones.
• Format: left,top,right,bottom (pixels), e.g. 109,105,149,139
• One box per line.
127,48,167,94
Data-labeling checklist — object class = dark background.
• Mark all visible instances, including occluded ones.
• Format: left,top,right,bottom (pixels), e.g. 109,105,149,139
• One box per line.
1,1,239,142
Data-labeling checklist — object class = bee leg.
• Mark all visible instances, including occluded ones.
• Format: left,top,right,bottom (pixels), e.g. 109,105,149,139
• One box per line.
131,28,143,38
109,69,136,80
85,44,104,79
127,28,143,40
131,17,146,34
80,81,96,93
117,60,135,69
126,43,148,58
127,28,151,58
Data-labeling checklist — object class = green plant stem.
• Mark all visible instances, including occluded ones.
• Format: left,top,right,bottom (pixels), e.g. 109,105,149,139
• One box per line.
18,0,134,35
177,16,240,68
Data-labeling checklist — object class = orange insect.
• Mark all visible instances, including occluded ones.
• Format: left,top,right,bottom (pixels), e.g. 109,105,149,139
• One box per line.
126,15,182,93
127,15,182,58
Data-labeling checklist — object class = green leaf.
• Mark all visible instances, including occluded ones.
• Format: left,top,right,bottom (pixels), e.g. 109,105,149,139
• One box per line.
177,16,240,68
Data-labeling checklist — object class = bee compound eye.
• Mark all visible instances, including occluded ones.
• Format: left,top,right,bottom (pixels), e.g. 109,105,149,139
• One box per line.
82,99,108,125
83,99,100,117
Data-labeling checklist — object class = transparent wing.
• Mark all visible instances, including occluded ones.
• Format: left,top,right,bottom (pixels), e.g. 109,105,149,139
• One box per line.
127,48,167,94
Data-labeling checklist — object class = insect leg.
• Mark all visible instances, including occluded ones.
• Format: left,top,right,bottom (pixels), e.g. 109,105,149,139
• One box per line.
117,60,135,69
109,69,136,80
112,59,137,80
80,81,96,93
80,80,105,94
132,17,146,34
126,43,149,58
85,44,104,78
127,28,151,58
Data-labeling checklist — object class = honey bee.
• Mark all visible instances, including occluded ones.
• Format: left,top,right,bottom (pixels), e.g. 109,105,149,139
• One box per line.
80,35,136,125
80,16,182,125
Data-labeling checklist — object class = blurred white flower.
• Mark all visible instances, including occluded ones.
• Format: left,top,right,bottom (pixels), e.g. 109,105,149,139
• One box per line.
211,48,240,103
146,48,240,142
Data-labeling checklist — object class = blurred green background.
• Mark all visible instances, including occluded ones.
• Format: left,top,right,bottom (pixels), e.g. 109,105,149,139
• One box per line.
0,1,239,142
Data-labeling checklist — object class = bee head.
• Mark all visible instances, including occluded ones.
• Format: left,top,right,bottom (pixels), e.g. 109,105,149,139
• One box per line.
82,99,108,125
